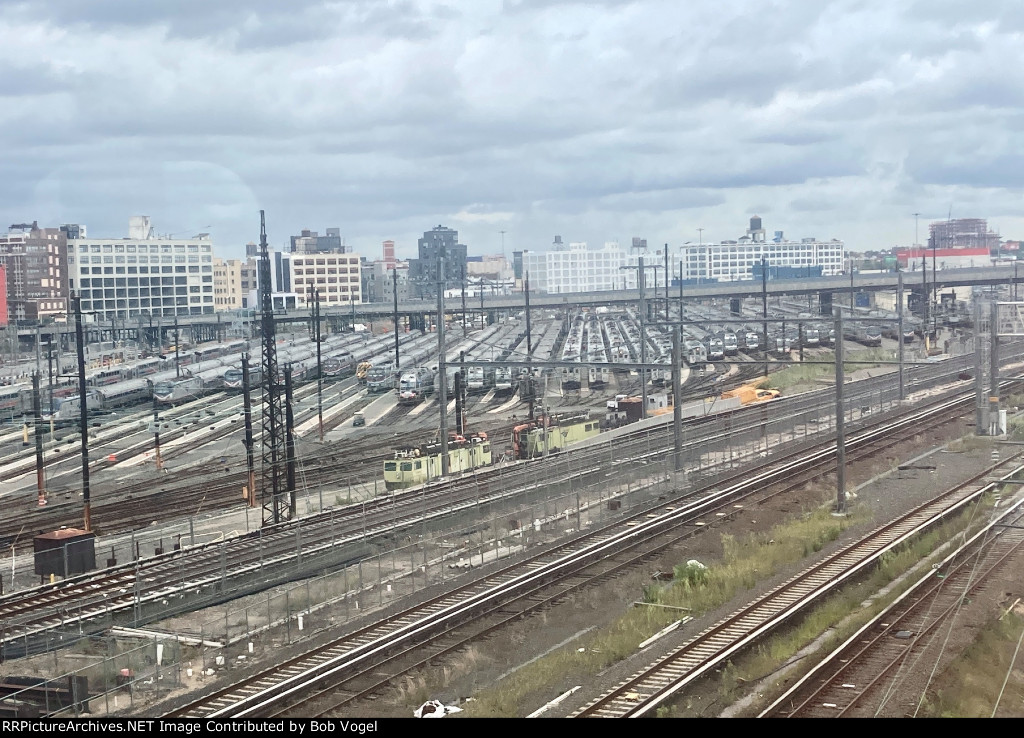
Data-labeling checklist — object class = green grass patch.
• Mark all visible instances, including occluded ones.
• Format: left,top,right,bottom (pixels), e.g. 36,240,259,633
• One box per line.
674,501,999,716
947,435,992,453
461,495,867,717
768,348,894,393
1008,417,1024,441
920,611,1024,717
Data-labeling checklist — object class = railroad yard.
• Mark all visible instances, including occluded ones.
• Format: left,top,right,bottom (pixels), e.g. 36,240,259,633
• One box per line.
1,293,1022,720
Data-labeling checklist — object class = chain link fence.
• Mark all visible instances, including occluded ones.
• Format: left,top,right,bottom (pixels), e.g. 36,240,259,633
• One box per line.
1,348,1007,716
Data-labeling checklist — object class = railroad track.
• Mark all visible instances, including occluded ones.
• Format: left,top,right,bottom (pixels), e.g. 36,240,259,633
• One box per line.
0,357,1010,656
0,358,999,638
569,458,1024,718
156,388,997,718
760,496,1024,718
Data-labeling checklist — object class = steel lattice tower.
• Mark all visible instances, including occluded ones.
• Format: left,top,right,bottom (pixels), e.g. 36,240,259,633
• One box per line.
258,211,289,525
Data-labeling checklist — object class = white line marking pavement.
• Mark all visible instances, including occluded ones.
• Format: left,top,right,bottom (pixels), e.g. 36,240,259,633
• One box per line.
295,389,366,436
409,398,436,416
488,392,522,414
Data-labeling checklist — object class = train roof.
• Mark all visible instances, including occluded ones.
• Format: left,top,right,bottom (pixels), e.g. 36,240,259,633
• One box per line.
391,431,490,458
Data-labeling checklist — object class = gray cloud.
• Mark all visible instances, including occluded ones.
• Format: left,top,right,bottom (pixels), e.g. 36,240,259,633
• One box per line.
1,0,1023,259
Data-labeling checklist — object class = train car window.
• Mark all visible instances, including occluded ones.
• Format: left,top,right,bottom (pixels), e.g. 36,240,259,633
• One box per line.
400,462,412,472
384,462,396,471
415,461,422,469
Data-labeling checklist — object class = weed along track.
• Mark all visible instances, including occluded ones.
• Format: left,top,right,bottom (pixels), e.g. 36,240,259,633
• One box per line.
570,458,1024,718
157,388,1005,718
760,496,1024,718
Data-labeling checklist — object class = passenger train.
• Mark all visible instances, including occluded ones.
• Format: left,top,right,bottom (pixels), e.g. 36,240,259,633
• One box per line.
366,363,396,392
398,367,435,405
493,367,515,393
685,339,708,367
588,365,610,387
561,366,582,390
844,323,883,347
706,337,725,362
466,366,489,393
222,365,264,390
723,330,739,356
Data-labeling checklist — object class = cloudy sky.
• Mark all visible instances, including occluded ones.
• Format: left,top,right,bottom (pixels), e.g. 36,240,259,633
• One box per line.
1,0,1022,260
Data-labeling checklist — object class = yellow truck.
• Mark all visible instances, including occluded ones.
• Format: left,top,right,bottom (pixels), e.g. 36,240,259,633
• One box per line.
720,385,780,405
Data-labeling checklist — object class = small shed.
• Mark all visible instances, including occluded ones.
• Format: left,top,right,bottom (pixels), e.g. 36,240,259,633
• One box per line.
618,398,644,424
33,528,96,577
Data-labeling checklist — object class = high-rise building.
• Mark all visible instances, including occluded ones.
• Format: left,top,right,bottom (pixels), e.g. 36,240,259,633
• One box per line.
409,225,467,297
0,222,69,322
213,257,243,311
290,227,344,254
66,217,214,320
383,240,395,267
363,260,411,303
928,218,999,251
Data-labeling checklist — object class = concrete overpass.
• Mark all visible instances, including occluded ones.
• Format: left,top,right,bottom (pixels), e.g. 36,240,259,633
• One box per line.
11,264,1018,347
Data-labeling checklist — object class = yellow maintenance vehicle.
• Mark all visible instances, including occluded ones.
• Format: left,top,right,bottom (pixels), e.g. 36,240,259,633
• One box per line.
720,385,781,405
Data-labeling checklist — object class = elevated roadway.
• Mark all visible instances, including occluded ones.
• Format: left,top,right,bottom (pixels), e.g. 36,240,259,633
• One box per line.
16,265,1016,341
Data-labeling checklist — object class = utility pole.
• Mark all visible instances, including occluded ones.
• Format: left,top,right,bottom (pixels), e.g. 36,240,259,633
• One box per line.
32,372,46,507
761,256,769,377
849,255,855,311
639,256,648,418
454,370,464,437
678,254,684,319
437,251,450,476
834,306,846,514
919,213,928,338
174,315,180,378
392,267,400,371
311,288,324,441
258,211,287,525
898,271,905,401
975,300,985,435
932,244,938,339
479,279,485,329
461,266,468,337
620,256,659,419
284,366,297,518
242,354,256,506
524,271,534,420
672,325,682,473
990,300,1000,436
73,294,91,531
663,245,670,321
152,393,163,472
46,334,55,417
460,348,466,425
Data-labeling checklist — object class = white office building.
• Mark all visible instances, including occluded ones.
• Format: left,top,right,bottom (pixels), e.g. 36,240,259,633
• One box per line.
681,217,845,282
521,241,640,294
67,217,215,320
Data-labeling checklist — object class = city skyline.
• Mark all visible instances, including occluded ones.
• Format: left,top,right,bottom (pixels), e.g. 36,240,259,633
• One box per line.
0,2,1021,260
